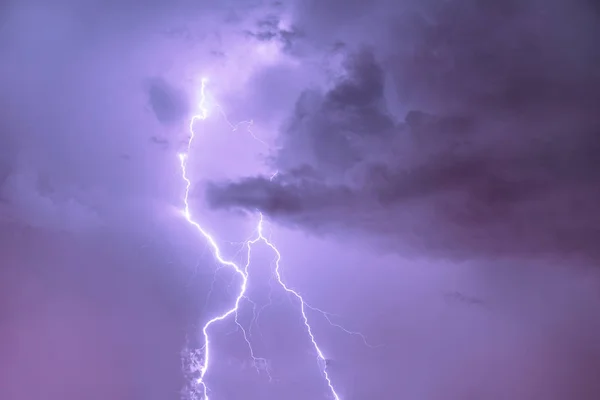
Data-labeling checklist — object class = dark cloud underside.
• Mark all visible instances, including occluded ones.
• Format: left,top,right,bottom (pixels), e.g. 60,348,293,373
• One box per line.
206,1,600,261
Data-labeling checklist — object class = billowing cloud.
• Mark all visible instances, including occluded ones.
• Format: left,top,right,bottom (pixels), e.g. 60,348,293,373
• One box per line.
205,1,600,261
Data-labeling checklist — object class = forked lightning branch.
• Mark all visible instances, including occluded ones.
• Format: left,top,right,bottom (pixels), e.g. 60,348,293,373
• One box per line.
177,78,373,400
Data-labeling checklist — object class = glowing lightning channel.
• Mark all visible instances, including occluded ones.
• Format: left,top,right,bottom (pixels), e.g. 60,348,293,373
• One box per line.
178,78,375,400
178,78,250,400
252,213,341,400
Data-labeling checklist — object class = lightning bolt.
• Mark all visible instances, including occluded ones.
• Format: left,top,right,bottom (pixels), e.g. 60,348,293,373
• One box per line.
253,213,340,399
177,77,376,400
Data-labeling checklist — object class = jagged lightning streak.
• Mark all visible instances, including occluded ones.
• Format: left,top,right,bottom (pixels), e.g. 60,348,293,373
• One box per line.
178,78,249,400
178,77,375,400
252,213,341,400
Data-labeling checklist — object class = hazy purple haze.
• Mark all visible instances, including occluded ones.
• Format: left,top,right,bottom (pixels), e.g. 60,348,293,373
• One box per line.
1,1,600,399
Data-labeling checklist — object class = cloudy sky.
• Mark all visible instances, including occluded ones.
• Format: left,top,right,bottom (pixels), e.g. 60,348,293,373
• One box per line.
1,0,600,399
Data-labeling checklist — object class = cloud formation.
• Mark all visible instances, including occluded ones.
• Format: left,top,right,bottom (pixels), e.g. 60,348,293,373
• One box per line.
206,1,600,260
2,1,600,399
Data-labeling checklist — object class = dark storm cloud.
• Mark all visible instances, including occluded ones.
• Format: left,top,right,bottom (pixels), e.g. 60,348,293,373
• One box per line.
206,1,600,260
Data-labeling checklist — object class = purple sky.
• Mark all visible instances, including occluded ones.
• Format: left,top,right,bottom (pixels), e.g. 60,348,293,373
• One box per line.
1,1,600,399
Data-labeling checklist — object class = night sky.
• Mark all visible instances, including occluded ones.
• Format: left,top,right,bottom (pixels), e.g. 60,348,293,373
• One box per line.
1,1,600,399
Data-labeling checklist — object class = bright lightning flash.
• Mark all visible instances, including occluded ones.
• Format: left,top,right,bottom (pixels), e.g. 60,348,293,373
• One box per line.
178,78,373,400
